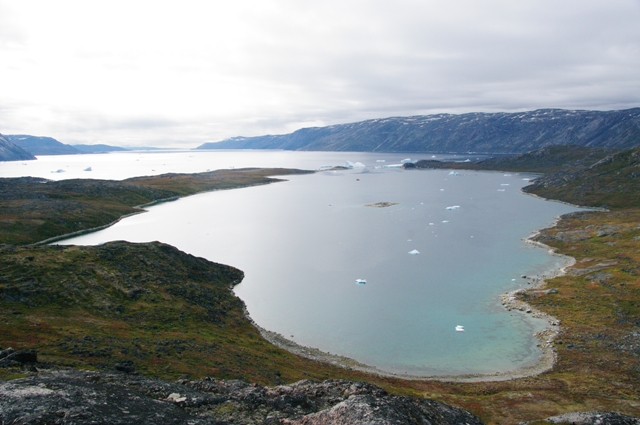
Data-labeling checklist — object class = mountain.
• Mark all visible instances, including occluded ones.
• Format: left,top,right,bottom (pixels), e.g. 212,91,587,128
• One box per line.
72,144,129,153
0,134,36,161
197,108,640,154
6,134,80,155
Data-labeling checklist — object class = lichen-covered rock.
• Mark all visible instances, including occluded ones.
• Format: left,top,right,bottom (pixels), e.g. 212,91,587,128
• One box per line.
0,369,485,425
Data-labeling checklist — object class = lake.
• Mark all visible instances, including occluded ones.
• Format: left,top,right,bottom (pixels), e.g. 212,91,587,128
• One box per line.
2,150,581,376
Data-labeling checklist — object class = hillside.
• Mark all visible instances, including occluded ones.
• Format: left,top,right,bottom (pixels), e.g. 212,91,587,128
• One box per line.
523,146,640,209
198,108,640,154
0,134,35,162
6,134,80,155
411,145,613,173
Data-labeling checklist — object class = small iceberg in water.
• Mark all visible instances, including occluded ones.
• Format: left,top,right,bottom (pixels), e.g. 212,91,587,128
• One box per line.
445,205,460,210
400,158,412,163
345,161,366,169
84,167,92,172
408,249,420,255
355,279,367,285
455,325,465,332
448,171,459,176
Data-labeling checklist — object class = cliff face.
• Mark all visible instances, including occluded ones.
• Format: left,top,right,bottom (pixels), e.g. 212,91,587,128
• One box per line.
198,108,640,153
0,134,36,161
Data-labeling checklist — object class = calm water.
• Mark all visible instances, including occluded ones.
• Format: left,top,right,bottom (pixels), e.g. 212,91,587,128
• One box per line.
2,151,580,376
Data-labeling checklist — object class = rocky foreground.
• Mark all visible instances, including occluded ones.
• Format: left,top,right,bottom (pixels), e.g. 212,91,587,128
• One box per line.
3,368,639,425
0,368,484,425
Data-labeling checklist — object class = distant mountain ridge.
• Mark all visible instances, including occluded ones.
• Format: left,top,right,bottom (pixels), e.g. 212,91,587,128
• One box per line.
6,134,80,155
72,144,128,153
0,134,36,161
197,108,640,153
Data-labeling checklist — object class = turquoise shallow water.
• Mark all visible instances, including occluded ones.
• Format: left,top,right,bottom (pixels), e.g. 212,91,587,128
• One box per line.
48,152,581,376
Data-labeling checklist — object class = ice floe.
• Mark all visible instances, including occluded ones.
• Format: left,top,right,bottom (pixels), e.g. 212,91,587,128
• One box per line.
408,249,420,255
400,158,412,163
382,164,403,168
445,205,460,210
500,183,510,186
355,279,367,285
455,325,465,332
448,171,459,176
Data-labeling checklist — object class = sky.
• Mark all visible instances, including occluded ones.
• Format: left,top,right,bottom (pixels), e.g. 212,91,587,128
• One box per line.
1,0,639,148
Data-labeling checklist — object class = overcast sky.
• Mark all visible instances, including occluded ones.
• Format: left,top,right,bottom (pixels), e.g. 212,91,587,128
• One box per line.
1,0,639,148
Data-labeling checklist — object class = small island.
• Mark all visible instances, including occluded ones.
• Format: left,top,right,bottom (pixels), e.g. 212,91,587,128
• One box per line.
365,202,398,208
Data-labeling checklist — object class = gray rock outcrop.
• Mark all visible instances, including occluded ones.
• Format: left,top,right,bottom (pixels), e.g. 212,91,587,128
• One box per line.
0,369,485,425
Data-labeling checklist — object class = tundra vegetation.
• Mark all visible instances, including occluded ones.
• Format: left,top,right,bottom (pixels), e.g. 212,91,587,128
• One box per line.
1,151,639,424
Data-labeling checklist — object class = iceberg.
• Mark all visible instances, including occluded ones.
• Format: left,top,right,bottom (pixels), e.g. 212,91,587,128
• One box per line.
448,171,459,176
84,167,92,172
408,249,420,255
500,183,510,186
344,161,366,169
376,159,386,163
400,158,412,163
382,164,403,168
455,325,465,332
355,279,367,285
445,205,460,210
